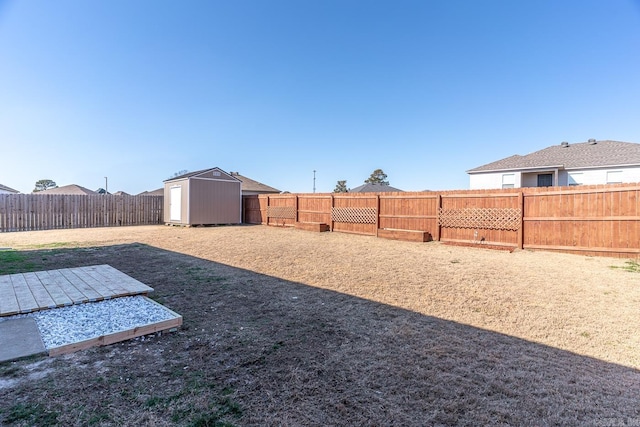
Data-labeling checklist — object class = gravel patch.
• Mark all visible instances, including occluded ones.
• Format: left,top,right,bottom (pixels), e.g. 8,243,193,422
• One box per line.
0,296,178,349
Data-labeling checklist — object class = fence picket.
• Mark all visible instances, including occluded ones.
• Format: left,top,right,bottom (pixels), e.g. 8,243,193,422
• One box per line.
0,194,164,232
244,183,640,258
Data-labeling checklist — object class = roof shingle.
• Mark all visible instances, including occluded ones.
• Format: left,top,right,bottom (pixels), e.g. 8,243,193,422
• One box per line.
34,184,97,195
0,184,19,193
349,183,403,193
467,140,640,173
229,172,280,193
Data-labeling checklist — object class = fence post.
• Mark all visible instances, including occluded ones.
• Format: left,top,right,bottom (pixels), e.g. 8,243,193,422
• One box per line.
376,194,380,237
435,194,442,241
264,195,269,226
330,194,334,231
517,191,524,250
295,195,299,223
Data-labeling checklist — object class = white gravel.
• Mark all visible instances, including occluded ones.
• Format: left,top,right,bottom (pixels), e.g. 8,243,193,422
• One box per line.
0,296,178,349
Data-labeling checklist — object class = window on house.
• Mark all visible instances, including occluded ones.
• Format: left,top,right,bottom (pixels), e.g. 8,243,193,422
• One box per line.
502,174,515,189
537,174,553,187
568,172,583,186
606,171,622,184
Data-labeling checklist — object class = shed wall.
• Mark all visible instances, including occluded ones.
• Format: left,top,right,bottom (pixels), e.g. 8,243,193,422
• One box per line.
164,179,190,224
188,178,241,224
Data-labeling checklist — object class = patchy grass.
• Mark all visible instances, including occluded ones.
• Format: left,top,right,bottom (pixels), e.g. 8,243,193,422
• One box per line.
610,259,640,273
24,242,81,249
0,365,21,378
86,412,110,425
0,250,39,274
0,403,59,425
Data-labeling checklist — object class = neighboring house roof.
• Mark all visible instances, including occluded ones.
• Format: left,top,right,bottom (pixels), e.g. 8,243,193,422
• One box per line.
112,191,130,196
0,184,19,193
164,168,279,193
229,172,280,194
137,188,164,196
349,183,403,193
164,167,240,183
467,140,640,173
35,184,97,195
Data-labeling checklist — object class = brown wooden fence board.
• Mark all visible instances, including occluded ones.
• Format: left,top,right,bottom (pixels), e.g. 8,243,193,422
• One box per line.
520,185,640,257
297,195,332,224
332,195,378,235
379,193,436,231
241,195,263,224
244,183,640,258
439,192,520,246
0,194,163,232
263,195,296,227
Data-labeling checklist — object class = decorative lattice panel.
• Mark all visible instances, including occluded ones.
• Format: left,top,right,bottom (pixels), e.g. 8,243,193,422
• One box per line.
438,208,521,230
267,206,296,219
331,207,377,224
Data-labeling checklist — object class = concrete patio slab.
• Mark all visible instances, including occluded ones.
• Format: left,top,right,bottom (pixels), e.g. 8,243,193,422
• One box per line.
0,317,45,362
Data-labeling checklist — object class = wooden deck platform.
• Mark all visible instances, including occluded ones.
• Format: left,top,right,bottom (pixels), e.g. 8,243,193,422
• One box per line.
0,265,153,317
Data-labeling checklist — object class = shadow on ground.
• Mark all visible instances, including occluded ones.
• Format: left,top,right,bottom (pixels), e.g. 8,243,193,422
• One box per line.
0,243,639,426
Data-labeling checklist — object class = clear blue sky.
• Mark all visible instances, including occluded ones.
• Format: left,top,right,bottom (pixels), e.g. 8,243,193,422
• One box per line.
1,0,639,194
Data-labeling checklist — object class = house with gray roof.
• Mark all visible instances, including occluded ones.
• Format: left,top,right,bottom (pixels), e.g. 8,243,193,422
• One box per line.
349,183,403,193
0,184,19,194
137,188,164,196
467,139,640,189
229,172,280,195
34,184,97,195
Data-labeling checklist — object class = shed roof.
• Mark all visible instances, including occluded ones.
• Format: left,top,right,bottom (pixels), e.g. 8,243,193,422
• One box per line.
35,184,97,195
229,172,280,193
467,140,640,173
0,184,19,193
349,183,403,193
164,167,240,183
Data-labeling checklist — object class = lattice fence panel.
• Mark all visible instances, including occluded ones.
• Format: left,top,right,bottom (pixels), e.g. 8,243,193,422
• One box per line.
438,208,521,230
331,207,377,224
267,206,296,219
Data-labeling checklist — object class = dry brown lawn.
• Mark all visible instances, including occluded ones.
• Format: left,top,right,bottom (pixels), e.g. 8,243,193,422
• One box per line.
0,224,639,426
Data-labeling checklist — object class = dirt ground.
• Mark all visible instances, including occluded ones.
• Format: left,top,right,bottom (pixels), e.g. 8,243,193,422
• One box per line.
0,224,639,426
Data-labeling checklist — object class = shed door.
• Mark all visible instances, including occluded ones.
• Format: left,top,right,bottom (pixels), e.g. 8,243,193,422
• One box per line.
170,186,182,221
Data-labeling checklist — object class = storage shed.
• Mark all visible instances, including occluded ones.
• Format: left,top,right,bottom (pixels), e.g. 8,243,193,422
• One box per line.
164,168,242,226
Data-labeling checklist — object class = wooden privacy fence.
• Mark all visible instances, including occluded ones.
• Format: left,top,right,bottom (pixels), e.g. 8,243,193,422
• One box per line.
0,194,164,232
242,183,640,258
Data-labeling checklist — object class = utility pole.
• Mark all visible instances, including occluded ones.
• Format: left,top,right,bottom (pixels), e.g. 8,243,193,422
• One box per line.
104,177,108,194
313,170,316,193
